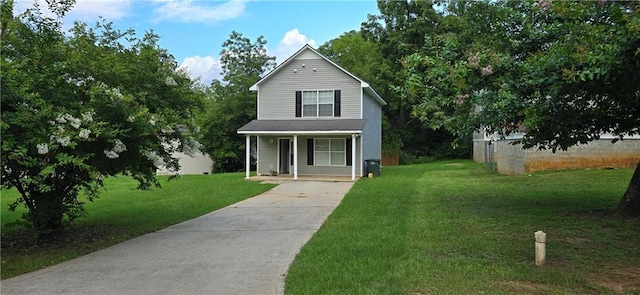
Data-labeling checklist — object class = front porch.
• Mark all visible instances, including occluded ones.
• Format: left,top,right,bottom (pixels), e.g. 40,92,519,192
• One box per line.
242,134,360,181
238,119,367,181
245,174,358,183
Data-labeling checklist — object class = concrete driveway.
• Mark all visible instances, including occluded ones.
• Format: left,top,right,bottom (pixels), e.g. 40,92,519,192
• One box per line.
1,180,354,295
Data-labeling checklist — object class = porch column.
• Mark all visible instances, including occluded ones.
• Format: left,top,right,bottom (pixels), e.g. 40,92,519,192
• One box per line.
351,134,357,180
293,135,298,180
245,135,250,179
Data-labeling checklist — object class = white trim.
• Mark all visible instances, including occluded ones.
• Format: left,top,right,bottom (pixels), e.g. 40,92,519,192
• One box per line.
293,135,298,180
351,134,356,180
256,88,260,119
359,132,364,176
245,135,250,179
239,130,362,135
360,87,363,119
256,135,260,174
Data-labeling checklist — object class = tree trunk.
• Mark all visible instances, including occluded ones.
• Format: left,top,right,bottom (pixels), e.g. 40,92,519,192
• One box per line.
31,192,65,241
616,161,640,216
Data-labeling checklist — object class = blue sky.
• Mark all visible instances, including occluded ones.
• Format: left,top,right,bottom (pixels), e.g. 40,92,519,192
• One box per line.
14,0,379,85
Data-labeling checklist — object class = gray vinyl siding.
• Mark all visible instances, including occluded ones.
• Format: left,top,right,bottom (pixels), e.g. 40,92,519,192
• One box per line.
298,136,361,176
257,135,362,176
257,136,277,175
257,55,362,120
361,91,383,165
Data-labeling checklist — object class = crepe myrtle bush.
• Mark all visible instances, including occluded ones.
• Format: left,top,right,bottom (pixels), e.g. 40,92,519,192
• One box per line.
1,1,206,240
2,83,203,240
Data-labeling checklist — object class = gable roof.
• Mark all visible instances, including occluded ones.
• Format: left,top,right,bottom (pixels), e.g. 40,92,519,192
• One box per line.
250,44,387,106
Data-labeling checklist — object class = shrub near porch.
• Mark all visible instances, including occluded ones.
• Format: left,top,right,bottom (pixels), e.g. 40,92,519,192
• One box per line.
285,161,640,294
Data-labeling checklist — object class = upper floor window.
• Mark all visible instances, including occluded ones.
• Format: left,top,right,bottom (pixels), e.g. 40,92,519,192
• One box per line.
296,90,341,118
303,90,333,117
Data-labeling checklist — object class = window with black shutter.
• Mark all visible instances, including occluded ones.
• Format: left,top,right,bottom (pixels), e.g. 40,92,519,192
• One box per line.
296,90,341,117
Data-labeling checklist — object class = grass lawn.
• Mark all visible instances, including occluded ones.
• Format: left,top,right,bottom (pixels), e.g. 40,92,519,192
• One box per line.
285,160,640,294
1,172,275,279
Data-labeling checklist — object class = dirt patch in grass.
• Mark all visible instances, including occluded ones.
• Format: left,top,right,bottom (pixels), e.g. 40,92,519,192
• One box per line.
500,281,554,295
588,265,640,294
1,225,136,279
445,163,465,166
562,237,592,244
1,225,130,257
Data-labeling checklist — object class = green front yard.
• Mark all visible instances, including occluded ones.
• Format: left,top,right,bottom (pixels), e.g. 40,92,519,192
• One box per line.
1,173,275,279
2,161,639,293
285,161,640,294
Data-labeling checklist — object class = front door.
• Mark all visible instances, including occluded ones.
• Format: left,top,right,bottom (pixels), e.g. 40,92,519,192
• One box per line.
279,139,290,174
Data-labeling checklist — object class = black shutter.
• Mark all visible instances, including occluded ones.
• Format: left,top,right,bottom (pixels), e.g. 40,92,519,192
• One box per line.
346,138,352,166
334,90,341,117
307,138,314,165
295,91,302,117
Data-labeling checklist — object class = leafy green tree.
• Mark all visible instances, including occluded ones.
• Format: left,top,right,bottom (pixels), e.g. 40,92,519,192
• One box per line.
401,0,640,215
361,0,470,160
200,31,275,172
1,0,206,240
319,30,383,85
318,31,404,155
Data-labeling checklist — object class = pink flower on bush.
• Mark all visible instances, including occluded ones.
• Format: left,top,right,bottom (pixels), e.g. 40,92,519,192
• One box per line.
536,0,552,11
481,64,493,76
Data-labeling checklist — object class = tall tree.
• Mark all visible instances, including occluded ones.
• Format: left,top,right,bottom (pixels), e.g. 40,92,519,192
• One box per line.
401,0,640,215
1,0,206,240
200,31,276,172
361,0,470,159
318,31,405,154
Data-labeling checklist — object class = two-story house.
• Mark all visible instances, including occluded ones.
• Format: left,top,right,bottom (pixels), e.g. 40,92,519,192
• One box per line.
238,45,386,180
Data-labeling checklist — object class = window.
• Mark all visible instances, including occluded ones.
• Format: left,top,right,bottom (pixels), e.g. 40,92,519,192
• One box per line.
302,90,334,117
314,138,345,166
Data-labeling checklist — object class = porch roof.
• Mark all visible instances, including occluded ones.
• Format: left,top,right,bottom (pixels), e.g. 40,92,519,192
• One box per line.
237,119,366,135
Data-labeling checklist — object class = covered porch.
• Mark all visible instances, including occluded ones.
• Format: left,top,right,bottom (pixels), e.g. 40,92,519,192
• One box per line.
238,119,365,181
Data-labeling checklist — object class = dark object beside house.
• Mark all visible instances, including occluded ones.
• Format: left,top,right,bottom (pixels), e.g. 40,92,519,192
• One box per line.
365,159,381,177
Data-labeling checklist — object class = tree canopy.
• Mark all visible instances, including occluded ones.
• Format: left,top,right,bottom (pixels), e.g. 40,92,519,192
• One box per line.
199,31,276,173
1,0,206,239
359,0,471,158
400,0,640,214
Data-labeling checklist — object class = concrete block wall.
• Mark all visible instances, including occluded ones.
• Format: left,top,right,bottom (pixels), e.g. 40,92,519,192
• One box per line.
495,140,526,175
523,139,640,173
472,140,485,163
474,138,640,175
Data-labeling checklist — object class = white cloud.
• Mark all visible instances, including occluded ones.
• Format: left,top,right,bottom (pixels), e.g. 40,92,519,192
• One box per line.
152,0,246,23
13,0,131,22
179,55,223,86
271,29,317,64
70,0,131,20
